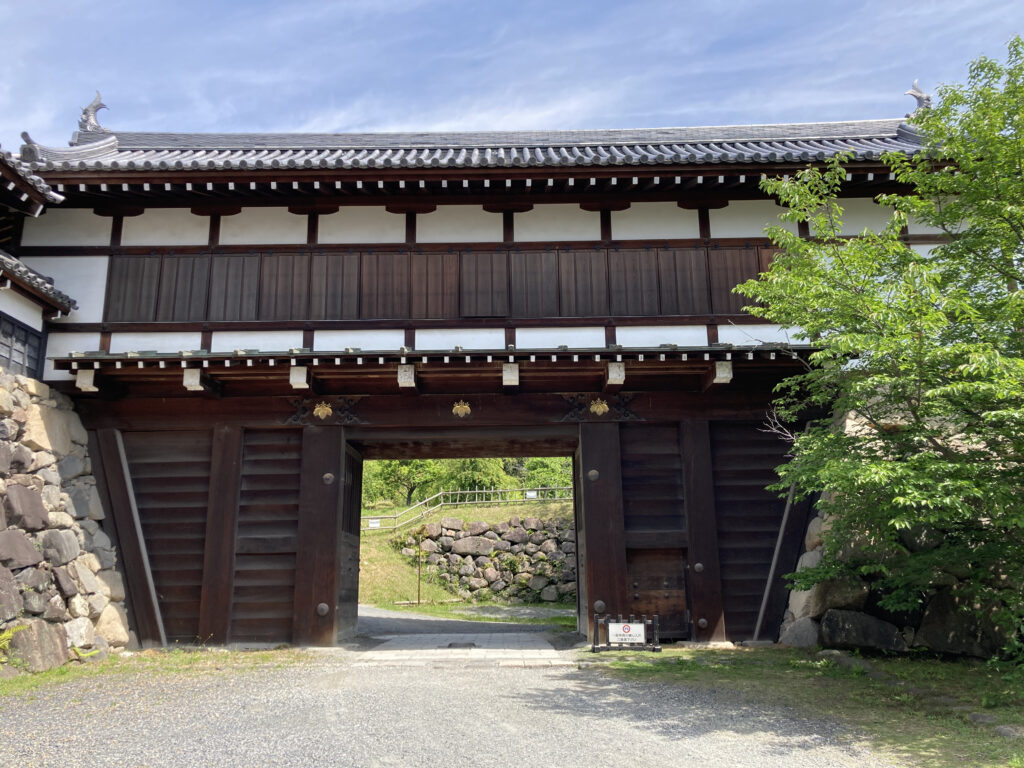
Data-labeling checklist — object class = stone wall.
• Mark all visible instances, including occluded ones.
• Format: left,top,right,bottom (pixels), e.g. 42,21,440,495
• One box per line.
779,507,1006,658
399,515,577,603
0,370,130,673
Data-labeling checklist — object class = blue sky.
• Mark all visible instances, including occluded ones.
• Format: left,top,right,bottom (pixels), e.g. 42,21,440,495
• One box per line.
1,0,1021,150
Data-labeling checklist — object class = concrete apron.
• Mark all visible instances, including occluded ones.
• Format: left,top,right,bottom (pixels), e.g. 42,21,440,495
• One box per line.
341,605,577,667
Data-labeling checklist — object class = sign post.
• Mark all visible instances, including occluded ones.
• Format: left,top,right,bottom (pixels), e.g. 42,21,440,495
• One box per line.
592,613,661,653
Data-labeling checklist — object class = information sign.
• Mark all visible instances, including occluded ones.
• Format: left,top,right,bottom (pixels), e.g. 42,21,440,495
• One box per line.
608,622,646,644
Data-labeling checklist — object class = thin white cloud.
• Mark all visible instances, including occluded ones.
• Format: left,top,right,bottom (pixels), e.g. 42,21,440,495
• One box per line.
2,0,1023,151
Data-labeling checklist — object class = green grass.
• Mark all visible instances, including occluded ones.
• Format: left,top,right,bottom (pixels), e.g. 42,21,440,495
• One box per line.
358,500,573,607
377,601,578,630
597,646,1024,768
358,501,578,632
0,647,306,699
358,528,456,606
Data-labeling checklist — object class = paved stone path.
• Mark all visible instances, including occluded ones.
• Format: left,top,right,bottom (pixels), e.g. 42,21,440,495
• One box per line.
351,604,576,666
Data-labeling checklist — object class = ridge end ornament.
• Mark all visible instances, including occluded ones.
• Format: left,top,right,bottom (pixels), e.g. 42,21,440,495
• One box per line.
905,79,932,116
452,400,472,418
79,91,110,133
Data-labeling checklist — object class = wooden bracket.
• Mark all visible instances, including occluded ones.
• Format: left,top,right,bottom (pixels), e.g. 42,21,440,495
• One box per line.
502,363,520,394
289,365,310,390
604,362,626,394
182,368,222,396
397,364,417,391
75,368,99,392
713,361,733,384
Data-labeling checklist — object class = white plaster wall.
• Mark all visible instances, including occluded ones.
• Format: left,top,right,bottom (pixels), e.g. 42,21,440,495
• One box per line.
319,207,405,244
108,332,203,354
515,327,606,349
616,325,708,348
210,330,304,352
906,214,946,236
41,332,102,381
415,328,505,350
611,203,700,239
910,244,940,258
709,200,797,238
314,329,406,351
418,206,502,243
840,198,892,235
0,290,44,331
121,209,209,246
21,209,112,247
19,256,109,323
219,208,306,245
515,205,599,241
718,324,805,346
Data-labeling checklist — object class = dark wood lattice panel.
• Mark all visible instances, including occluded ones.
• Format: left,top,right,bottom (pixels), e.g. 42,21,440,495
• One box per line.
121,430,212,642
710,421,789,639
230,428,302,643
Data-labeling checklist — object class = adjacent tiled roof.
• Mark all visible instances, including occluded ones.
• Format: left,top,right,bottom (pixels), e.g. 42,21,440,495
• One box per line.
0,146,64,205
0,248,76,312
21,119,922,172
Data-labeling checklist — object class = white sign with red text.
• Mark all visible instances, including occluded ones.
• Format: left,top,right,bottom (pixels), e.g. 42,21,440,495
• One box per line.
608,622,646,644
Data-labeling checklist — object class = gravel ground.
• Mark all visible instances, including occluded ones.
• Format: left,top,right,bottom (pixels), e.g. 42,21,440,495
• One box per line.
0,655,898,768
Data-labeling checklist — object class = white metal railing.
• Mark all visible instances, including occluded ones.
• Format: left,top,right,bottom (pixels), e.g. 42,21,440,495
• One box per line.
361,486,573,532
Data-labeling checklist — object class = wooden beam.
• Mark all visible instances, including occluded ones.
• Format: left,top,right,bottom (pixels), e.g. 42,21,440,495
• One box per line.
197,425,242,643
92,429,167,646
292,426,345,645
576,422,629,640
681,420,726,641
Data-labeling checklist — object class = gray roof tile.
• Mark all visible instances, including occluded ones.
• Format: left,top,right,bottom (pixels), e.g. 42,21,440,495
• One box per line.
20,119,922,173
0,147,64,205
0,248,76,312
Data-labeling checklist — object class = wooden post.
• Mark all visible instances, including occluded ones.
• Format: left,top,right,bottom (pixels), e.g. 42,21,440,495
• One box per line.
576,422,629,641
91,429,167,647
292,426,347,646
197,425,243,644
681,419,726,641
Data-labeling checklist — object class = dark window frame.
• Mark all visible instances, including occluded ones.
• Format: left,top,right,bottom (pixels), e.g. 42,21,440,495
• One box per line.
0,311,45,378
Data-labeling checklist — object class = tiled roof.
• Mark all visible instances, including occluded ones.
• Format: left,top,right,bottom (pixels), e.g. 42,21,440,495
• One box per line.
21,119,922,173
0,248,76,312
0,146,64,205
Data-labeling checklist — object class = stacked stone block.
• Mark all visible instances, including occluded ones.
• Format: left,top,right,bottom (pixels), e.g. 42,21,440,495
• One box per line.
0,370,129,673
400,515,577,603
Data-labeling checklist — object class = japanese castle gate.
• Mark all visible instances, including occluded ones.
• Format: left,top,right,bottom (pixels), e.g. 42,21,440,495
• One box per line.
1,100,934,645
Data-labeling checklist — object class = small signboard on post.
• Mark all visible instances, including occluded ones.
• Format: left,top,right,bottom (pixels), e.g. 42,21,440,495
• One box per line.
592,613,661,653
367,519,381,529
608,621,646,644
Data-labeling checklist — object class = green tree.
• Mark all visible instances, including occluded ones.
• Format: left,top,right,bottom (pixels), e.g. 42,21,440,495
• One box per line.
736,38,1024,655
374,459,441,506
521,456,573,489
